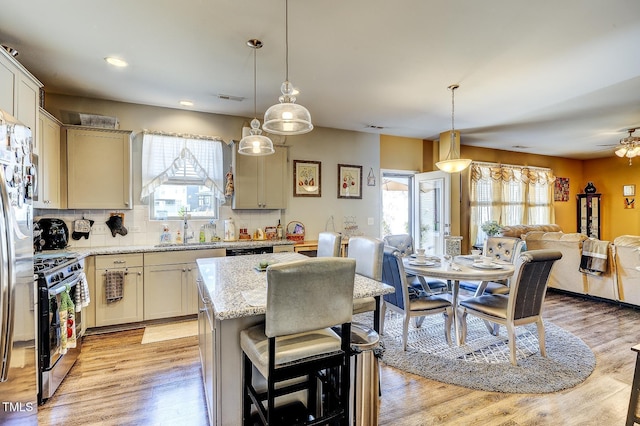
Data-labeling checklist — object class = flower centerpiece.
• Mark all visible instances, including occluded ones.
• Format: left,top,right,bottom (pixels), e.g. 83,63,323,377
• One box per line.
481,220,502,237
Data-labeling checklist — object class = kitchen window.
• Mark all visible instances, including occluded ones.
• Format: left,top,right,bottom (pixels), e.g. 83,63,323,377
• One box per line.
140,132,226,220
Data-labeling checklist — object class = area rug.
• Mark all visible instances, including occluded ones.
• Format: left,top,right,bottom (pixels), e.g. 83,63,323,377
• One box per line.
141,320,198,344
367,312,596,394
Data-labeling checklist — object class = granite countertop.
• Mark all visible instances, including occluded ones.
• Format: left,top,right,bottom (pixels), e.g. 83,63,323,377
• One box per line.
38,239,295,258
196,252,394,321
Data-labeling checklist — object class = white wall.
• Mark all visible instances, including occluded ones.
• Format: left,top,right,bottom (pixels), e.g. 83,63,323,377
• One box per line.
39,94,381,247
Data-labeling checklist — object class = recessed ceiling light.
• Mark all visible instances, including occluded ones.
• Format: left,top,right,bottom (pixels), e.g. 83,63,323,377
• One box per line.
104,57,128,67
179,100,194,107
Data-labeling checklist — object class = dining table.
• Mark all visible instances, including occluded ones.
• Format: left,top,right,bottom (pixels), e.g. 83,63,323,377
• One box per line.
402,254,516,345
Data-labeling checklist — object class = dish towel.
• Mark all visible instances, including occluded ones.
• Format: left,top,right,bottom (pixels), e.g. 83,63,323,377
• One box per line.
579,239,609,276
105,270,125,303
74,272,91,311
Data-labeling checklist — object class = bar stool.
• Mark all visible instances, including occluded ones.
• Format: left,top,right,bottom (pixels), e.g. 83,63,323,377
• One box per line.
347,236,384,331
317,232,342,257
241,257,356,425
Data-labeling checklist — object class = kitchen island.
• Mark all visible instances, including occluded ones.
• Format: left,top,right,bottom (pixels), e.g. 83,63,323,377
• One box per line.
196,252,393,426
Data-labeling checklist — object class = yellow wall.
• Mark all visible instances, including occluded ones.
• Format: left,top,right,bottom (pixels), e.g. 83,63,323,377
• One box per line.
380,135,424,171
582,156,640,241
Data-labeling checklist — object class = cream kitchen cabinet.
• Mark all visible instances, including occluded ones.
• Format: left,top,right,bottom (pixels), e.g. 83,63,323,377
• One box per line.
0,47,42,139
65,126,133,209
232,144,287,209
34,108,61,208
144,249,225,320
94,254,144,326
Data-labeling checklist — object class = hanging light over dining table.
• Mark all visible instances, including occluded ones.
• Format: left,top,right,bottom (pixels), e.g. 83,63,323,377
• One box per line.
436,84,472,173
262,0,313,136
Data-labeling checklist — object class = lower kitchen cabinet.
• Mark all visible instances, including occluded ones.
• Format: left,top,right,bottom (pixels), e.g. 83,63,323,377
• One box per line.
94,253,144,326
144,249,225,320
198,275,215,426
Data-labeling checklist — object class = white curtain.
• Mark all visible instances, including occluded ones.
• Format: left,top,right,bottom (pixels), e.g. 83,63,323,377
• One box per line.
140,132,225,202
469,162,555,246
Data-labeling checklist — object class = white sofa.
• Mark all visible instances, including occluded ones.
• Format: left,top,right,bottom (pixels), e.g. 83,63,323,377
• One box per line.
614,235,640,306
524,231,619,301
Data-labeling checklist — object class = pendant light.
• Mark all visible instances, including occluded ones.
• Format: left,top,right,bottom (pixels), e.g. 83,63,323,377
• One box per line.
436,84,472,173
263,0,313,135
238,39,275,156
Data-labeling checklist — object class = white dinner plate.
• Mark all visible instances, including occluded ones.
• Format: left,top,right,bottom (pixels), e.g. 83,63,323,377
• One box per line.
409,260,436,267
471,263,503,270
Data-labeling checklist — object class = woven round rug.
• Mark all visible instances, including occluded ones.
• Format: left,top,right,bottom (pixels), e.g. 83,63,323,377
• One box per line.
369,312,596,394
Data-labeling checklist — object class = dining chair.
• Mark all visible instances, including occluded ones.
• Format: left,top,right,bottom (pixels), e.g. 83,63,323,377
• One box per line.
458,249,562,366
348,236,384,315
317,231,342,257
383,233,447,295
380,251,453,350
240,257,356,425
461,236,525,295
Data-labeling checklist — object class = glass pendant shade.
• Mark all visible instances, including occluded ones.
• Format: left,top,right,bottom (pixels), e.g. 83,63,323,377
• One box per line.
238,118,275,156
436,158,473,173
263,81,313,135
436,85,471,173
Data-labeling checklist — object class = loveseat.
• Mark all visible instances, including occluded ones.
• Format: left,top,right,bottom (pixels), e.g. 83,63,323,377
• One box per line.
524,232,640,307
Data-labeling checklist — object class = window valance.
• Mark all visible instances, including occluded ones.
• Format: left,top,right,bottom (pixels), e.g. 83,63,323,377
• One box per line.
140,131,225,202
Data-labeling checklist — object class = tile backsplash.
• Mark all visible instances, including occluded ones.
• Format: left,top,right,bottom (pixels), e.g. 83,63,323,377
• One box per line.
34,205,283,249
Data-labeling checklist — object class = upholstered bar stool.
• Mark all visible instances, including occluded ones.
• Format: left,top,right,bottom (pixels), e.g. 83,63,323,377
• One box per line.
317,231,342,257
241,257,356,425
347,236,384,319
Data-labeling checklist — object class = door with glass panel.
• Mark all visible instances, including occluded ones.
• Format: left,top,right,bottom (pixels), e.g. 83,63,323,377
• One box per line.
413,171,451,256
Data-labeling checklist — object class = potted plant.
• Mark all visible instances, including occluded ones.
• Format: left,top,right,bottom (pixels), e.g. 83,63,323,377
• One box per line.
481,220,502,237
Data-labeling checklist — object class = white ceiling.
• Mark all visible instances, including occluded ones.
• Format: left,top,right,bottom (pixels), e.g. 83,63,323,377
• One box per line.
1,0,639,160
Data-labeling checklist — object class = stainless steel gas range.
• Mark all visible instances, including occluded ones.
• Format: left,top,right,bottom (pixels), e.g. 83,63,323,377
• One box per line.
34,252,86,404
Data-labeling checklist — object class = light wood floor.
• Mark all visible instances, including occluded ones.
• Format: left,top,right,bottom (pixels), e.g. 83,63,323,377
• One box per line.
38,291,639,426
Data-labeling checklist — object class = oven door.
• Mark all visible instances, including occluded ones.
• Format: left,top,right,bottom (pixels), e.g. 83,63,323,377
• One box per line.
40,274,82,371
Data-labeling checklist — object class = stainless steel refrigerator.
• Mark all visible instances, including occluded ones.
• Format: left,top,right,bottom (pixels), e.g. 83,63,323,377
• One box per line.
0,110,37,424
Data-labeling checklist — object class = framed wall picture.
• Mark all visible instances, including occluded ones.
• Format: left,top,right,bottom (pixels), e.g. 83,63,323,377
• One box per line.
554,177,570,201
293,160,321,197
337,164,363,199
623,184,635,196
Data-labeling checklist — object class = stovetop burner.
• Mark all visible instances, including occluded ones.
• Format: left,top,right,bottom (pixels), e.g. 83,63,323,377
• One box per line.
34,252,82,276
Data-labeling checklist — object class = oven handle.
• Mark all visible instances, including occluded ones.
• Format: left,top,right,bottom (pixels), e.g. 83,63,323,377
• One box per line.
49,275,81,297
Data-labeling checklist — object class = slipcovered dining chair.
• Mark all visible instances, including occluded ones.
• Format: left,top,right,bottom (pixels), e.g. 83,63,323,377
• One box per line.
458,249,562,366
380,251,453,350
317,231,342,257
382,234,414,256
241,257,356,425
383,233,447,295
461,236,525,295
348,236,384,315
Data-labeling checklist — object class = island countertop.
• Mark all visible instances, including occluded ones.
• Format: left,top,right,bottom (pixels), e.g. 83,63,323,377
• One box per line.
197,252,394,321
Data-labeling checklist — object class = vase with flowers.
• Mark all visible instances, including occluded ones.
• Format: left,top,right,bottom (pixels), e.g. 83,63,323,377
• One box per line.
481,220,502,237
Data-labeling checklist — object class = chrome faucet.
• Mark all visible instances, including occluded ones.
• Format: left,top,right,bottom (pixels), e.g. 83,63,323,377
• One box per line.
183,214,194,243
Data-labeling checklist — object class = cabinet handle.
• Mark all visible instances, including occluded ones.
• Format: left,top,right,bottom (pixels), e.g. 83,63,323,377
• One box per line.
113,260,126,264
187,267,192,272
182,268,187,272
137,272,142,276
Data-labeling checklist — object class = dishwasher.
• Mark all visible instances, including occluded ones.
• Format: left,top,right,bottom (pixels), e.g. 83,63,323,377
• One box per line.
225,246,274,256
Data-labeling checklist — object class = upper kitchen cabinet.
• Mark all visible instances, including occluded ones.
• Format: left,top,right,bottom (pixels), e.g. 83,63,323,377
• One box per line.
65,126,133,209
232,144,287,209
0,47,42,143
34,108,62,208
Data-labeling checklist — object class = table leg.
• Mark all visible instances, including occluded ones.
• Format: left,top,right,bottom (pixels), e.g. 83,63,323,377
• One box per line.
373,296,381,333
627,347,640,426
451,279,461,345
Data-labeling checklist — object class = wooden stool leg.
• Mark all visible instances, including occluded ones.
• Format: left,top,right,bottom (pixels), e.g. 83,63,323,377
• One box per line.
627,346,640,426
